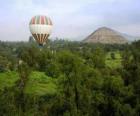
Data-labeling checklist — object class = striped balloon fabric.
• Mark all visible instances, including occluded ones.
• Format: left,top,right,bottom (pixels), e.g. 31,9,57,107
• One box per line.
29,15,53,46
29,15,52,25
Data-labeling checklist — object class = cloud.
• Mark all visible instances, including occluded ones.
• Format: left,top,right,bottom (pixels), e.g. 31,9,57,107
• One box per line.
114,24,140,36
0,0,140,41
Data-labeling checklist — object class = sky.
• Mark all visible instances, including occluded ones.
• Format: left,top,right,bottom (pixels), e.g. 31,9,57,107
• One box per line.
0,0,140,41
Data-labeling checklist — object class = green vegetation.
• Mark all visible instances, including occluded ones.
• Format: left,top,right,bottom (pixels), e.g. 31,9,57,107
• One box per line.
0,40,140,116
106,51,122,68
0,71,18,89
0,71,57,96
25,71,57,96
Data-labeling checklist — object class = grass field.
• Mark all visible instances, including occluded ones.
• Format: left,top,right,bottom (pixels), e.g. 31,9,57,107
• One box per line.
0,71,57,96
106,51,122,69
0,71,18,89
25,71,57,96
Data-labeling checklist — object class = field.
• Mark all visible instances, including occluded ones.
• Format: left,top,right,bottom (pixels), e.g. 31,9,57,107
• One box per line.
0,71,57,96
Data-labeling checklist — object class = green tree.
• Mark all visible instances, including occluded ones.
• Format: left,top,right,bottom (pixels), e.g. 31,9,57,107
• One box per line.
110,52,116,60
15,62,31,115
84,47,106,68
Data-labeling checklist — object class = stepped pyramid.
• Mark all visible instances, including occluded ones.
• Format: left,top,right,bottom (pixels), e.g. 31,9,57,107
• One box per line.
83,27,128,44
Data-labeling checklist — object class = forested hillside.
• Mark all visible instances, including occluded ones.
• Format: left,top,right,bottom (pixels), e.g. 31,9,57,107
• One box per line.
0,40,140,116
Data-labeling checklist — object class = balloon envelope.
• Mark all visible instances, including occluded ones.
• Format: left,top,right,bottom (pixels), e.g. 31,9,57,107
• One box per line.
29,15,53,46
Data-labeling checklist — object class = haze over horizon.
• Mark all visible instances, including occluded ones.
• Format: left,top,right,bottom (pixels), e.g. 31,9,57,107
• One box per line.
0,0,140,41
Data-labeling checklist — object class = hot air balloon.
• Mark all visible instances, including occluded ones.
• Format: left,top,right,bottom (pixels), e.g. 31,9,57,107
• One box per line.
29,15,53,47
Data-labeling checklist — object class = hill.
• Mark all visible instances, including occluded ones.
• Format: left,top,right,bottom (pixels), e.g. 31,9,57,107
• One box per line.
83,27,128,44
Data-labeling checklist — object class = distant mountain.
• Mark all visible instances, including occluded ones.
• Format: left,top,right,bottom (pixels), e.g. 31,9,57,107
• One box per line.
83,27,128,44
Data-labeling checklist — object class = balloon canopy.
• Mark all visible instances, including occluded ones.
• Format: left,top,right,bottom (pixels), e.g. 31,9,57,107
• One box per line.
29,15,53,46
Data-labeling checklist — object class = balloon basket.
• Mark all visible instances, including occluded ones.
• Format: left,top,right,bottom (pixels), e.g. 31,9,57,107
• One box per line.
39,44,43,51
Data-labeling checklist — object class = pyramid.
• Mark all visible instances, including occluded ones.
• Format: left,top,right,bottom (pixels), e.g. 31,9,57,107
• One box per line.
83,27,128,44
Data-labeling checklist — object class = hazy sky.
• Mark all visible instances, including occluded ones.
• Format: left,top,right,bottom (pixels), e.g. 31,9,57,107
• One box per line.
0,0,140,41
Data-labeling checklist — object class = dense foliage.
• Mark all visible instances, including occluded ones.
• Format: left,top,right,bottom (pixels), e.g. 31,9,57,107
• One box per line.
0,40,140,116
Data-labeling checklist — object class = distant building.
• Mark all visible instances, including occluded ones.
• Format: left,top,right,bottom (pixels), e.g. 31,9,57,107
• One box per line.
83,27,128,44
